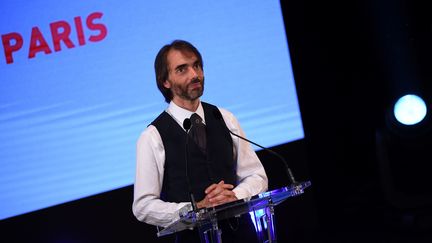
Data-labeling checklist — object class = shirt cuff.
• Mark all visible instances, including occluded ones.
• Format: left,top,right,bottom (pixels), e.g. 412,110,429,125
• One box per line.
233,187,251,201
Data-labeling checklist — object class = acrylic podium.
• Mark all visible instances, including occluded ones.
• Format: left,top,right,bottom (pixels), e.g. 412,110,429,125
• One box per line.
156,181,311,243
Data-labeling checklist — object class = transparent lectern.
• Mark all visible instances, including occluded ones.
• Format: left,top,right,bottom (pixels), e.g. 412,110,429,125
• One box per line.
157,181,311,243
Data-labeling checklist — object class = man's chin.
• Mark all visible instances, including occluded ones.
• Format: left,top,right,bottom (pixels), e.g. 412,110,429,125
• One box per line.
189,90,203,99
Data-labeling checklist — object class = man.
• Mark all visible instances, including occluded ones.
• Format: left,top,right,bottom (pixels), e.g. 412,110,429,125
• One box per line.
132,40,268,242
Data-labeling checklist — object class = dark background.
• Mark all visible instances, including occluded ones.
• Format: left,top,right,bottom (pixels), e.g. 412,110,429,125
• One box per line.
2,0,432,242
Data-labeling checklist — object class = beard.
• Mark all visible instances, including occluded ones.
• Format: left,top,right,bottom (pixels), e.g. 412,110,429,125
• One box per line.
172,77,205,101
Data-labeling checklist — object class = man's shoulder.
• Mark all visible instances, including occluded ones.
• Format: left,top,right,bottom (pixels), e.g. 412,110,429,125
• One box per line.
201,102,235,118
201,101,217,110
137,124,160,146
150,110,169,125
218,107,235,117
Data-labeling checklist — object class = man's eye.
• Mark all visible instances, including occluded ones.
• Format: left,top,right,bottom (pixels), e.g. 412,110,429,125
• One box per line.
176,67,185,73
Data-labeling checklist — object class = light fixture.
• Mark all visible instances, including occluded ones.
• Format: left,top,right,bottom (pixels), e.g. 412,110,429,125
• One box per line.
394,94,427,125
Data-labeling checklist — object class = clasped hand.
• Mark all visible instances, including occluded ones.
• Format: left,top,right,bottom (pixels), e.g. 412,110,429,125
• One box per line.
196,180,237,208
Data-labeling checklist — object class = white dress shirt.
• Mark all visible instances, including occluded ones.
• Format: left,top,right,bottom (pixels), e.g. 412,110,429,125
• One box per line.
132,101,268,227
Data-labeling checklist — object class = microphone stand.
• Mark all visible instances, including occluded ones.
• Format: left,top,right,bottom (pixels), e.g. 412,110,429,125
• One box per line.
228,131,298,185
213,108,298,185
183,118,199,212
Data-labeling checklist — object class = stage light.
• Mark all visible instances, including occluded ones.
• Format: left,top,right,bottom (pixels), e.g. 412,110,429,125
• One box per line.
394,94,427,125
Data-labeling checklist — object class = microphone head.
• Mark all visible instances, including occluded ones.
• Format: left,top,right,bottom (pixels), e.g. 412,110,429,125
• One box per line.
183,118,191,131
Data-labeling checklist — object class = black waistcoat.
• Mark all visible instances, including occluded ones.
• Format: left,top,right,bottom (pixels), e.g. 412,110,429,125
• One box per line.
151,102,236,202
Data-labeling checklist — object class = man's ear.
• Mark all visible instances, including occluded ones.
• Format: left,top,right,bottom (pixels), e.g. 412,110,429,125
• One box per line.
163,80,171,89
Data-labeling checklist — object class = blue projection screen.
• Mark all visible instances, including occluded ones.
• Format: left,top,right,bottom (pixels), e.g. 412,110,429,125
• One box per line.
0,0,303,220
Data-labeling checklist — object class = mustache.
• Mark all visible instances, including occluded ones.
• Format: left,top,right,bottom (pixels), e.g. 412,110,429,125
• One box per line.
191,77,202,84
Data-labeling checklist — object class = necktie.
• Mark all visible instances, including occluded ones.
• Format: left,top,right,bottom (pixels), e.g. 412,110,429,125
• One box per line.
189,113,207,154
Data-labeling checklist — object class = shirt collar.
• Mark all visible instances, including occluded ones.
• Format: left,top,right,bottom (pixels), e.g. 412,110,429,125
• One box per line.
166,101,206,127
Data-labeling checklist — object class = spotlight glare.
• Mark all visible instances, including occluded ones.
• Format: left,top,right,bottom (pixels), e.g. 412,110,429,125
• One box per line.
394,94,427,125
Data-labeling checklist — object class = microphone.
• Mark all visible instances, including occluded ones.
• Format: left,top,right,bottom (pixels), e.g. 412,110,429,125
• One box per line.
183,118,198,212
212,108,298,185
183,118,191,131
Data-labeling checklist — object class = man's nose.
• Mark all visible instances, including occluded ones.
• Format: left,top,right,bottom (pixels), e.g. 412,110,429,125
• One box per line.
189,66,199,78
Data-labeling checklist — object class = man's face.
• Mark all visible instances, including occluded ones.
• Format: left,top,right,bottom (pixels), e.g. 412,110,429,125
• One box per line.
164,49,204,103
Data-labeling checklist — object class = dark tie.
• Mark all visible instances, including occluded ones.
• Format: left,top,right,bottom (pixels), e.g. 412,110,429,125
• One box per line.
189,113,207,154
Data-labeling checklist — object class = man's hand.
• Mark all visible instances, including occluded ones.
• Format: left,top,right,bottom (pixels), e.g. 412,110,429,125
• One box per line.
197,180,238,208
